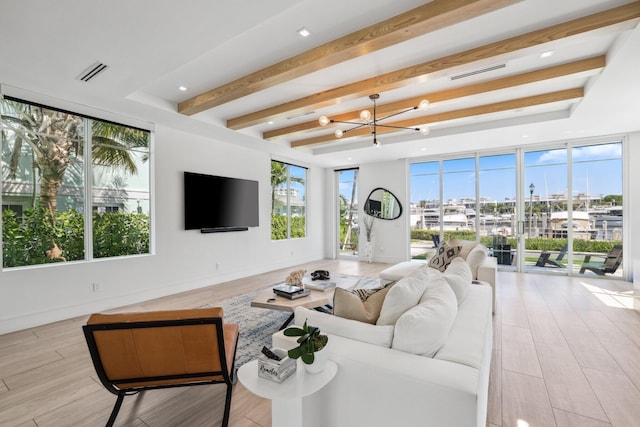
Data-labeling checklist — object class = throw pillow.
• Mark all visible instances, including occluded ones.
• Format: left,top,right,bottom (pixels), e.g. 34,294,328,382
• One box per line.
376,266,434,326
442,257,472,304
465,244,487,279
333,283,394,324
428,242,462,272
392,279,458,357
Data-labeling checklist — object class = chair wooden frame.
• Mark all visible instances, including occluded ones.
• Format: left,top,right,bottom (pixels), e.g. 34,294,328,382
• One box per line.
83,308,239,427
579,244,623,275
535,244,568,268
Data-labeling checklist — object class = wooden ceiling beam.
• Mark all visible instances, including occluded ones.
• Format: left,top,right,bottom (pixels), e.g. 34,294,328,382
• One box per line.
229,1,639,130
178,0,519,116
291,88,584,148
263,56,604,140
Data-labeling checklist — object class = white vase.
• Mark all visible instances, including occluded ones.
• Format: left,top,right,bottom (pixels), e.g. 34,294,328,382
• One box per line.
304,346,328,374
365,241,373,263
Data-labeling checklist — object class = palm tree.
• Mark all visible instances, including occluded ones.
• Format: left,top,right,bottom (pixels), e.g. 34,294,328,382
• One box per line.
2,99,148,217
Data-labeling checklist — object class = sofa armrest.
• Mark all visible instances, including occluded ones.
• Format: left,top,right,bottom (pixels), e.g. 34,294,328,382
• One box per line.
476,256,496,313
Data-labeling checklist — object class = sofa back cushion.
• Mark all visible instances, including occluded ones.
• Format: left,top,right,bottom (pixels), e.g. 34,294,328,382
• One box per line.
376,265,432,326
442,257,472,304
392,279,457,357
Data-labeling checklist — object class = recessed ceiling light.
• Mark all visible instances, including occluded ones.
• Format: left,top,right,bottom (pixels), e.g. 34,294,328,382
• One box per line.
522,134,529,138
540,50,554,59
297,27,311,37
347,157,352,161
178,86,188,91
268,121,274,125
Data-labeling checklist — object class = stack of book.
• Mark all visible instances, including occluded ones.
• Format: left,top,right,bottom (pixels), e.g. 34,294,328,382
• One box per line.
273,284,311,299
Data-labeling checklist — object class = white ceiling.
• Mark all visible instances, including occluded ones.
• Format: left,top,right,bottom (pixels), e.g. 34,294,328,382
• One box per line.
1,0,639,168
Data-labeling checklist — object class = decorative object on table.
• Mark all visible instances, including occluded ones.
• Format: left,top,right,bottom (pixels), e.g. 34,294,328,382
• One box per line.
272,284,311,299
362,215,375,263
284,320,329,374
285,269,306,286
257,347,296,383
310,269,330,281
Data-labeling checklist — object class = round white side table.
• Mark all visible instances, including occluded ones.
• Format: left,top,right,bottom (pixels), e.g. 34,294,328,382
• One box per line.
238,359,337,427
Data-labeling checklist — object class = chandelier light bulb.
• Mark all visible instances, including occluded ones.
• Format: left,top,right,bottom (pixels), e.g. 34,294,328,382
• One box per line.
359,109,371,121
418,99,430,110
373,139,381,148
319,116,330,126
335,129,344,138
419,127,430,135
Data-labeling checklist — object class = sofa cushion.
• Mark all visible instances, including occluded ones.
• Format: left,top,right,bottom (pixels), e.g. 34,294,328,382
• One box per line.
293,307,394,347
466,244,488,279
392,279,457,357
449,239,477,260
378,260,426,281
442,257,472,304
333,283,394,324
376,266,432,326
428,243,462,272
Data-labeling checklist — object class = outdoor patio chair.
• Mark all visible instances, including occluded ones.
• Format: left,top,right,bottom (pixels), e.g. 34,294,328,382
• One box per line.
83,307,239,427
579,244,623,275
535,244,568,268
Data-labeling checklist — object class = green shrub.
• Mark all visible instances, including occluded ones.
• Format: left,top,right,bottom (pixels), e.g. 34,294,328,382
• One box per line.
2,207,149,268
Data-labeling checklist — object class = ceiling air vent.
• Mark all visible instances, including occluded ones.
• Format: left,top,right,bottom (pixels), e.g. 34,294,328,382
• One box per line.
77,62,109,82
450,63,506,81
286,111,316,120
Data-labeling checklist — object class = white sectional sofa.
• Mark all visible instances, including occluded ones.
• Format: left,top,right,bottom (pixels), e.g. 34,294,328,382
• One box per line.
272,244,494,427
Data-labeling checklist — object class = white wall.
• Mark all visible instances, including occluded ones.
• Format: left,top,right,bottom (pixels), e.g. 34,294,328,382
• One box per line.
627,132,639,283
0,125,325,334
358,160,409,264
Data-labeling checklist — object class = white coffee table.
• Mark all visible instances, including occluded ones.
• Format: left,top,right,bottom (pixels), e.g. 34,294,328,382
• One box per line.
238,359,337,427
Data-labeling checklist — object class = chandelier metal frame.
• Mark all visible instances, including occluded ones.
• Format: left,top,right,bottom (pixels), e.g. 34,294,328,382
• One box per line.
319,94,429,147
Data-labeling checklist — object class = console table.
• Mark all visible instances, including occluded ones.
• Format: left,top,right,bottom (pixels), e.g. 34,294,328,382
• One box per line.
238,359,337,427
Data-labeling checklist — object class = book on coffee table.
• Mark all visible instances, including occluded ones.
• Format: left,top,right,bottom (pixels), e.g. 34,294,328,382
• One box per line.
272,284,304,295
274,289,311,299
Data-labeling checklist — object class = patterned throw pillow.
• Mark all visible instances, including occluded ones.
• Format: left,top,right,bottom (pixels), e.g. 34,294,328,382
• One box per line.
428,243,462,272
333,283,395,324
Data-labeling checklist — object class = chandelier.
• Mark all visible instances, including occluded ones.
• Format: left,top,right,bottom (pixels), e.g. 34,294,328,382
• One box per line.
318,94,430,147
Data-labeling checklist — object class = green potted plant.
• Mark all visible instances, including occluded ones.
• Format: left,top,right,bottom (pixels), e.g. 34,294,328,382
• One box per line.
283,320,329,373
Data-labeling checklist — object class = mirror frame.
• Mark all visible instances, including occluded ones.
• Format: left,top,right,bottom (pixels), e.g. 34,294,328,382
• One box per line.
364,187,403,220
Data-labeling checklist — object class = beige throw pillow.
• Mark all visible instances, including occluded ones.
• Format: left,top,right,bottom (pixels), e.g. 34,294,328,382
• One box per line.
428,243,462,272
334,283,394,324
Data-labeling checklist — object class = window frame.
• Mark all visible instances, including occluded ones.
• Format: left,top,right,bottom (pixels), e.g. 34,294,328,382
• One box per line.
1,96,153,270
270,159,307,240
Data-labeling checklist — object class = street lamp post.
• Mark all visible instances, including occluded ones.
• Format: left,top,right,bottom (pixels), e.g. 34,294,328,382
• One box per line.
529,183,535,238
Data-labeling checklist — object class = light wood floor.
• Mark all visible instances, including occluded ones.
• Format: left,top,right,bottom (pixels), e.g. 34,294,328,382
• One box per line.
1,259,639,427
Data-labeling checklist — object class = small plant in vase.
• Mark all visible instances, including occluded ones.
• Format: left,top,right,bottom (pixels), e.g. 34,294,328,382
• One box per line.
283,320,329,373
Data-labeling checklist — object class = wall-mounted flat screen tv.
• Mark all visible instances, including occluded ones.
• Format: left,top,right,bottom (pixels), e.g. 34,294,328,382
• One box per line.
184,171,259,232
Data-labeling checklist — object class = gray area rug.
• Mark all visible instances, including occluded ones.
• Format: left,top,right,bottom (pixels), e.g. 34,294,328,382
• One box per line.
204,288,291,369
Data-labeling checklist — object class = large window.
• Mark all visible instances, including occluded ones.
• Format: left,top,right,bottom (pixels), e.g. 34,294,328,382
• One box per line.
271,160,306,240
337,168,358,256
1,97,151,268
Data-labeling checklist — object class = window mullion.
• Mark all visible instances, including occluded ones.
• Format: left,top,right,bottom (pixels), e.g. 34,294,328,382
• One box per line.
84,119,93,260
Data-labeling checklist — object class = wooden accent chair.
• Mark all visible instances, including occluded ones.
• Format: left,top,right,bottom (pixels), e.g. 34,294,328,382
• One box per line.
579,244,623,275
83,308,239,427
535,244,568,268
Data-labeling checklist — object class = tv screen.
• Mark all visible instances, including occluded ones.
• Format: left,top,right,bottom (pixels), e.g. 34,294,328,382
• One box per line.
184,172,259,231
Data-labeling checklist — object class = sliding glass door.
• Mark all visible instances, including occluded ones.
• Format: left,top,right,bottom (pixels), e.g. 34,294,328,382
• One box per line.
410,140,624,278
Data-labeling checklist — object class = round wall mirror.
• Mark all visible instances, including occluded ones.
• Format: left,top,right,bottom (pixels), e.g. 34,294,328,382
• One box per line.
364,187,402,220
